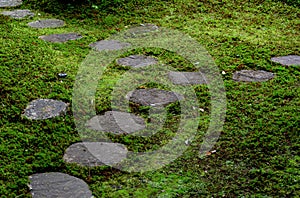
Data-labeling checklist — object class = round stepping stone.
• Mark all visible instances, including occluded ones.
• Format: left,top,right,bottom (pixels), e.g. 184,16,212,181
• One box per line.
86,111,145,134
117,55,158,68
168,71,207,85
39,33,82,43
28,19,65,28
126,88,184,107
125,23,159,38
28,172,93,198
23,99,68,120
232,70,274,82
63,142,128,166
89,40,131,51
1,9,34,19
271,55,300,66
0,0,22,7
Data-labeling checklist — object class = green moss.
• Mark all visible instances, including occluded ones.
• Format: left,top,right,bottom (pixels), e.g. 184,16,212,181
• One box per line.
1,0,299,197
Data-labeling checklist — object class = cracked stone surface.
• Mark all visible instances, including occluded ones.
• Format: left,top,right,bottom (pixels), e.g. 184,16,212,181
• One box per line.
126,88,184,107
232,70,274,82
86,111,145,134
39,33,82,43
1,9,34,19
271,55,300,66
124,23,159,38
23,99,68,120
29,172,92,198
0,0,22,7
28,19,65,28
117,55,158,68
168,71,207,85
63,142,128,166
89,40,131,51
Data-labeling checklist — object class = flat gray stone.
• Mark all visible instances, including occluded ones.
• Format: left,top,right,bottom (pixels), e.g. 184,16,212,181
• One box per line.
28,19,65,28
0,0,22,7
89,40,131,51
117,55,158,68
271,55,300,66
1,9,34,19
86,111,145,134
126,88,184,107
63,142,128,166
125,23,159,38
233,70,274,82
29,172,93,198
39,33,82,43
168,71,207,85
23,99,68,120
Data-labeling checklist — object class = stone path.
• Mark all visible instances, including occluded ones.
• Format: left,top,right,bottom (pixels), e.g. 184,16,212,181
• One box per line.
117,55,158,68
86,111,145,134
1,9,34,19
23,99,68,120
28,19,65,28
168,71,207,85
271,55,300,66
0,0,22,7
124,23,159,38
39,33,82,43
29,172,92,198
232,70,274,82
126,88,184,107
3,0,298,195
63,142,128,166
89,40,131,51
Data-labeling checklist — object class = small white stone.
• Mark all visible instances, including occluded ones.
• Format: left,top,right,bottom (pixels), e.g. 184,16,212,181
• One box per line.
222,71,226,75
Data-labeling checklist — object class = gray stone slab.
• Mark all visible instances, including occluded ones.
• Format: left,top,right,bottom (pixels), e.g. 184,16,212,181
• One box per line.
117,55,158,68
89,40,131,51
23,99,68,120
126,88,184,107
168,71,207,85
125,23,159,38
28,19,65,28
28,172,93,198
271,55,300,66
86,111,145,134
0,0,22,7
63,142,128,166
39,33,82,43
1,9,34,19
232,70,274,82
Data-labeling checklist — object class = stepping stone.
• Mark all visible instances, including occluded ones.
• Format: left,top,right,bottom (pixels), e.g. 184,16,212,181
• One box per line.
28,172,92,198
117,55,158,68
23,99,68,120
232,70,274,82
168,71,207,85
39,33,82,43
125,23,159,38
0,0,22,7
126,88,184,107
89,40,131,51
63,142,128,166
86,111,145,134
271,55,300,66
1,9,34,19
28,19,65,28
